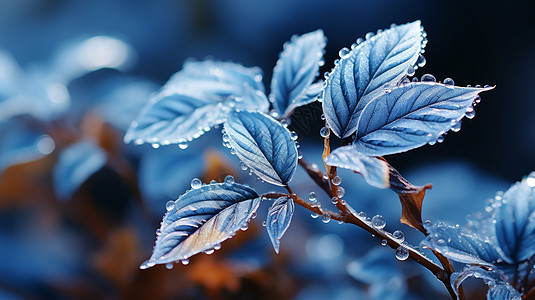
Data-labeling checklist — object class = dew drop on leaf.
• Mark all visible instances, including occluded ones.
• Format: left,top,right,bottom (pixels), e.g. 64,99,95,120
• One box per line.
443,78,455,86
224,175,235,184
290,131,298,141
309,192,317,202
181,259,190,265
311,213,319,219
331,197,338,205
322,214,331,223
421,74,436,82
165,200,175,211
191,178,202,189
178,142,189,149
240,162,248,171
465,106,476,119
381,239,388,246
166,263,173,269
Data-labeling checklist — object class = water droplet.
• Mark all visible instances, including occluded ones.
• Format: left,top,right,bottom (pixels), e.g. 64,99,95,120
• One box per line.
371,215,386,229
166,263,173,269
381,239,388,246
526,174,535,188
309,192,317,202
395,246,409,261
443,78,455,86
356,38,364,44
178,142,189,149
320,114,326,120
437,135,445,143
204,249,215,255
241,224,249,231
224,175,235,184
214,243,221,250
421,74,436,82
365,32,374,40
332,176,341,186
290,131,298,141
451,120,462,132
358,211,366,219
165,200,175,211
181,259,190,265
240,162,248,171
311,213,319,219
473,95,481,105
320,126,330,138
338,47,350,58
416,54,426,67
262,221,266,227
140,261,155,269
331,197,339,205
191,178,202,189
465,106,476,119
337,187,345,198
322,214,331,223
151,143,160,149
437,239,447,246
392,230,405,242
406,65,415,77
324,72,330,79
412,77,419,82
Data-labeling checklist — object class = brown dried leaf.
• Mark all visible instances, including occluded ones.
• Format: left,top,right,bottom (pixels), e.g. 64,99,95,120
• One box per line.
388,165,432,234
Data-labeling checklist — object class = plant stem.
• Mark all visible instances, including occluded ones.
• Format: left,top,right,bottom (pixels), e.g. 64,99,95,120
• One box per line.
295,134,460,299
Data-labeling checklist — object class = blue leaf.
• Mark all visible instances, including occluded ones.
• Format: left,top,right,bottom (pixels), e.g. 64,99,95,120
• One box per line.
52,139,107,199
141,181,260,268
125,60,269,146
354,82,493,156
266,196,294,253
421,223,503,266
450,265,517,299
223,111,298,186
493,172,535,263
284,81,324,116
487,283,521,300
322,21,424,138
270,30,326,117
0,119,55,174
324,145,389,188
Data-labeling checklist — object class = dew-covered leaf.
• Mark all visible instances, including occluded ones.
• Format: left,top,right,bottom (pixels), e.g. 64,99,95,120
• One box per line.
224,111,298,186
125,60,269,146
270,30,326,117
323,21,424,138
493,172,535,264
52,139,107,199
141,181,260,268
0,119,54,174
450,265,504,299
421,223,502,266
354,82,493,156
324,145,389,188
266,196,294,253
486,283,521,300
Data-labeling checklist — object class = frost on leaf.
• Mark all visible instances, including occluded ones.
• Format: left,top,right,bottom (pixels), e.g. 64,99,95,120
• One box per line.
125,60,269,146
223,111,298,186
323,21,425,138
266,196,294,253
141,181,260,269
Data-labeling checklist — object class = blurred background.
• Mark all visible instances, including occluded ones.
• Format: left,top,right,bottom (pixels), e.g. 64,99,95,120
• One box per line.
0,0,533,299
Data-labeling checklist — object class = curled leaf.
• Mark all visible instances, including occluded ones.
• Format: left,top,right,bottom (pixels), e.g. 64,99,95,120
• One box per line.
266,196,294,253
